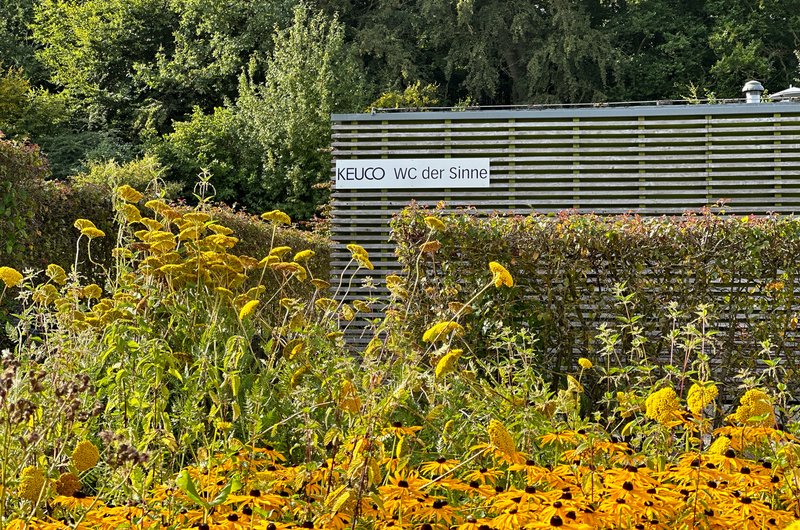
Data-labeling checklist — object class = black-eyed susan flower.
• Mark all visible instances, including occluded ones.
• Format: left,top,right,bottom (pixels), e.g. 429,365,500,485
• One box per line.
489,262,513,287
0,266,24,288
72,440,100,472
383,422,423,438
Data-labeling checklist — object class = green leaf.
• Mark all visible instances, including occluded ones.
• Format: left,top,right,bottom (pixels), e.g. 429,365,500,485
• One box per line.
209,475,242,508
177,469,208,508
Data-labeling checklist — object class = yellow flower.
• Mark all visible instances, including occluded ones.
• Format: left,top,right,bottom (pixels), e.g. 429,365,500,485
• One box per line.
54,472,81,496
0,266,24,288
81,227,106,239
45,264,67,285
734,389,775,427
116,184,143,203
73,219,97,231
385,274,403,288
488,261,513,287
182,212,211,224
238,300,260,320
261,210,291,225
215,420,233,432
72,440,100,472
435,349,462,378
686,382,718,416
82,284,102,299
144,199,171,215
353,300,371,312
18,466,46,502
269,246,292,258
424,216,446,231
487,419,516,455
707,436,731,455
341,304,355,321
422,321,465,343
311,278,330,290
208,224,233,235
293,250,315,262
354,254,374,270
116,203,142,223
315,298,338,312
346,243,368,259
645,387,680,426
578,358,593,370
420,240,441,253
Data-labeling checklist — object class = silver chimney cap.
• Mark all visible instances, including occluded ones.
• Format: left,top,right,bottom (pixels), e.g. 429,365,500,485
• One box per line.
771,85,800,100
742,80,765,103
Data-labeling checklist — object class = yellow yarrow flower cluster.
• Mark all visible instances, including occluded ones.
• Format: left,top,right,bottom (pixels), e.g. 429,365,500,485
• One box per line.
46,264,67,285
424,216,446,231
487,419,516,455
346,243,373,270
116,184,144,203
488,261,513,288
0,266,24,288
74,219,105,239
422,321,464,343
261,210,291,225
435,349,462,378
687,382,718,416
645,387,680,426
238,299,260,320
734,389,775,427
54,472,81,496
707,436,731,455
18,466,45,502
72,440,100,472
578,357,593,370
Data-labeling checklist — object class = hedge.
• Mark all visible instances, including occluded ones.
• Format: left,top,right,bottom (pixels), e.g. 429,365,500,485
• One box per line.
1,136,330,344
391,207,800,399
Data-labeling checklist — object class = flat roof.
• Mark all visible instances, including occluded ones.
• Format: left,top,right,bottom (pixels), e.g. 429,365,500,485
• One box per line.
333,101,800,122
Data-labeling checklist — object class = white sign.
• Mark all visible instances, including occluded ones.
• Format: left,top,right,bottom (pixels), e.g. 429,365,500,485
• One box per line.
335,158,490,189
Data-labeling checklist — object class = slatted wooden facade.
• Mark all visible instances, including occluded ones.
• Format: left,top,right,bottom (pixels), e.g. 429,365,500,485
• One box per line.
330,103,800,344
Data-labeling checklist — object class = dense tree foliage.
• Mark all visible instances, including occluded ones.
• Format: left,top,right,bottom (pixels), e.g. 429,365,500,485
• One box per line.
1,0,798,218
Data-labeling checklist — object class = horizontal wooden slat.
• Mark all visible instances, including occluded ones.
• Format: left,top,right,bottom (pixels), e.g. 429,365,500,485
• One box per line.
330,104,800,345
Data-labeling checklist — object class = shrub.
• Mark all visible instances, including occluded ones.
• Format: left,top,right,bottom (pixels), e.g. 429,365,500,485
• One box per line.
392,206,800,399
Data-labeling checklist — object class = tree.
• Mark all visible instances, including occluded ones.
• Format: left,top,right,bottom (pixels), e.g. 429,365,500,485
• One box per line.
706,0,800,97
236,5,366,219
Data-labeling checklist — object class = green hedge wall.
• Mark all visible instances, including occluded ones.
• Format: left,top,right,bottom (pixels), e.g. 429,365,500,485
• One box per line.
1,135,330,344
392,207,800,395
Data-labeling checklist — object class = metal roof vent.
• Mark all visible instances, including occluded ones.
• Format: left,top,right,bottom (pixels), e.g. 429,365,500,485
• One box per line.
742,80,765,103
771,85,800,101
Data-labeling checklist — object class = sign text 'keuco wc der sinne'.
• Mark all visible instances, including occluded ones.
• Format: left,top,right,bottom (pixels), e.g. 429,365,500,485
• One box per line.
335,158,490,189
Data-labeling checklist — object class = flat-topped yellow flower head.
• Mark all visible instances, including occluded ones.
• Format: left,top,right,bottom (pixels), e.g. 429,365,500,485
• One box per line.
261,210,291,225
0,266,24,288
645,387,680,426
489,261,513,287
